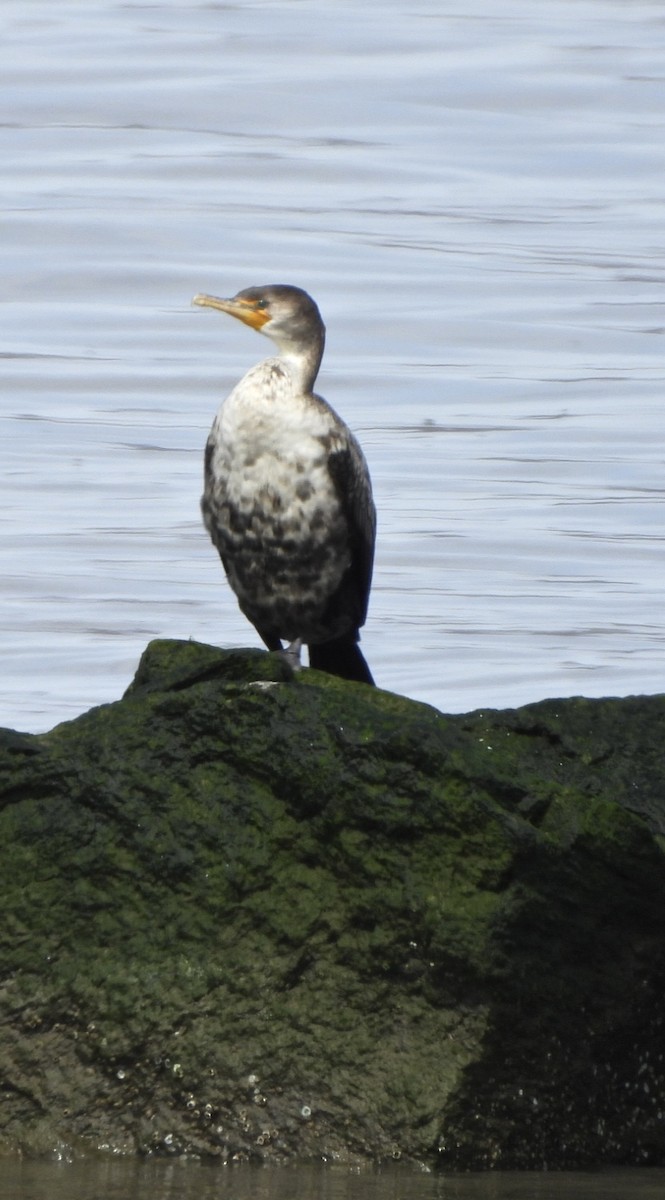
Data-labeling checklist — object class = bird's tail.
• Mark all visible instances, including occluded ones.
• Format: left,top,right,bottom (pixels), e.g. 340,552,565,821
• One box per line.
308,635,375,686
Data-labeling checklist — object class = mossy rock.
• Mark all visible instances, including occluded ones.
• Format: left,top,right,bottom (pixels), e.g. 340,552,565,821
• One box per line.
0,640,663,1167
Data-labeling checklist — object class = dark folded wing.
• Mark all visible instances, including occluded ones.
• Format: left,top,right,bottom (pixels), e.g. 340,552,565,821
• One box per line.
326,430,376,627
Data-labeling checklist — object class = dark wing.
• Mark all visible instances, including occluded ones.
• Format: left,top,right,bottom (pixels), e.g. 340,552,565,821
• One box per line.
325,425,376,629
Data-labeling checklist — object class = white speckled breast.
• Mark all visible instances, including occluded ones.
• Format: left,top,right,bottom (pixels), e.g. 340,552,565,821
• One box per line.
202,357,354,643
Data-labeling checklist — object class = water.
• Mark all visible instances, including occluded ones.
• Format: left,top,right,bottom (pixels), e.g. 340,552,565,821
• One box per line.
1,1160,665,1200
3,0,665,731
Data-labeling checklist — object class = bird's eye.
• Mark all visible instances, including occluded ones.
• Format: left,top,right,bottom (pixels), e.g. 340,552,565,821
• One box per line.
255,299,268,310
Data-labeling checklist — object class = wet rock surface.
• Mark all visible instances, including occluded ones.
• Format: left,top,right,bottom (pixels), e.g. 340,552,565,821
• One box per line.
0,640,663,1168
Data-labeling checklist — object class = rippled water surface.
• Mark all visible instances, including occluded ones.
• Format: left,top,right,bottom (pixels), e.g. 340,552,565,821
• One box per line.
2,1160,665,1200
3,0,665,730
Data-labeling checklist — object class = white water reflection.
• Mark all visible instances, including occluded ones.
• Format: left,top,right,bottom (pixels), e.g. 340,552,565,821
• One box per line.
2,0,665,730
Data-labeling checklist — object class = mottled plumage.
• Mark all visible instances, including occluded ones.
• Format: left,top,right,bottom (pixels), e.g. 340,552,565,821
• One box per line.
194,284,375,684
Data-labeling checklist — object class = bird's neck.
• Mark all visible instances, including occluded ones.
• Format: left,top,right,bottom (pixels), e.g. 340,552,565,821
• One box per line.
273,333,324,396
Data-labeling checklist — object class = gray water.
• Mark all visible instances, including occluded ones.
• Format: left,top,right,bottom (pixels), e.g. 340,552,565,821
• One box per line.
3,0,665,730
2,1160,665,1200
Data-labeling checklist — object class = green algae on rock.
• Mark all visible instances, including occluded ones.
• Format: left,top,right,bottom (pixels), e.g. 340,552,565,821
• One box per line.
0,640,664,1168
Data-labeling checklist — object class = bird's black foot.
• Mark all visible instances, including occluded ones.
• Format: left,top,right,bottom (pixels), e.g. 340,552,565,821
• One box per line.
281,638,303,672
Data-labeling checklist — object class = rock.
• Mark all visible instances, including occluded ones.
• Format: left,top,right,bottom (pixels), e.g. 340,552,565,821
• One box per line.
0,639,663,1168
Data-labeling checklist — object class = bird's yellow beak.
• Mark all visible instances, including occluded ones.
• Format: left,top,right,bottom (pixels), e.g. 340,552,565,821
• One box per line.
192,293,270,331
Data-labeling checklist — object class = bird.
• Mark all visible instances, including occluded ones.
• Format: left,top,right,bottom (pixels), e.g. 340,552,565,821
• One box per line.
193,283,376,685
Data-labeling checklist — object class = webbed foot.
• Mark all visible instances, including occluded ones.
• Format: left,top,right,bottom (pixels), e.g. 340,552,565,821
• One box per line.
281,637,303,671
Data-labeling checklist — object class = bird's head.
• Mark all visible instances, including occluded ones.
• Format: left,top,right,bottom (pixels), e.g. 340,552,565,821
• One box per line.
192,284,325,358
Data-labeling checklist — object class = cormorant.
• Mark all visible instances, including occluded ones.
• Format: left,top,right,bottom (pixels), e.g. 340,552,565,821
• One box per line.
193,284,375,685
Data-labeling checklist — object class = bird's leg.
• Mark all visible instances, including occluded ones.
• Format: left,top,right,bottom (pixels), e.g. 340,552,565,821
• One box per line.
281,637,303,671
